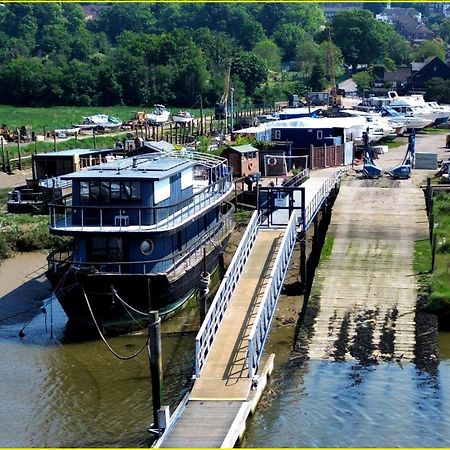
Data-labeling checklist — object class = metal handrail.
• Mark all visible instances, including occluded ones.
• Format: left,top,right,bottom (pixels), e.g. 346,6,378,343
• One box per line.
47,207,235,278
49,174,233,232
194,210,260,377
302,170,342,230
246,211,298,379
248,170,344,378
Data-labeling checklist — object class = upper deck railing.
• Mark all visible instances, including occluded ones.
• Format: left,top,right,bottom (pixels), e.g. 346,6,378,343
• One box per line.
47,205,235,277
48,173,233,233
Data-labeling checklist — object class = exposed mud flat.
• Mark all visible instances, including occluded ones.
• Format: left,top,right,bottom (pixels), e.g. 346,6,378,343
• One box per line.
0,251,51,326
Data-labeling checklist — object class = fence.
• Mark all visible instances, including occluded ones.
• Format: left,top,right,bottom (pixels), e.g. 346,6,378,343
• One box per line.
309,143,352,170
194,211,260,377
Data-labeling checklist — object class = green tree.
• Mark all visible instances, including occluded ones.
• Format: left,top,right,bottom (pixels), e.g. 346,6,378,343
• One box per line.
387,33,411,66
296,40,320,78
331,10,391,69
94,4,156,42
232,52,268,96
258,3,325,36
319,41,345,80
435,19,450,44
309,62,327,91
352,71,374,93
253,39,281,71
272,23,307,61
425,77,450,103
412,40,446,62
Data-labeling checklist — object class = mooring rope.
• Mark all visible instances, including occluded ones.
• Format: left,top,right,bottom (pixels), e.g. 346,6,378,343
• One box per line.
112,287,149,317
81,285,148,360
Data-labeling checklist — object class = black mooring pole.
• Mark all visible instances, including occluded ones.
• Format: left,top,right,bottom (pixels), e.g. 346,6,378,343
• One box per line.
148,310,164,429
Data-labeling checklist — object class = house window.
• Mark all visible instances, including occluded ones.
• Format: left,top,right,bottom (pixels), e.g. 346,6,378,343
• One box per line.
317,130,323,140
274,130,281,140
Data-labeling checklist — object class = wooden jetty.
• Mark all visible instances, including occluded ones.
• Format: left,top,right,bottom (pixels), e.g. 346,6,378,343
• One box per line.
154,169,344,448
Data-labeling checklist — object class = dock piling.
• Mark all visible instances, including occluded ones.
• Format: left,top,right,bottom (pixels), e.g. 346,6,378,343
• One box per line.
148,311,164,430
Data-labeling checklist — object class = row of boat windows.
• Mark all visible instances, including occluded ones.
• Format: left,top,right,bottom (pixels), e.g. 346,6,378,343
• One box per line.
273,130,323,140
80,181,141,203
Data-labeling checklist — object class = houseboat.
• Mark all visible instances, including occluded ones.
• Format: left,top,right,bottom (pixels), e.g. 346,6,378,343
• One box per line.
7,148,124,214
46,149,235,334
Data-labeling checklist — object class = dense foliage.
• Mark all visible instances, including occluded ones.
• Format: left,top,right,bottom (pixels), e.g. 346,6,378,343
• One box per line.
0,3,412,107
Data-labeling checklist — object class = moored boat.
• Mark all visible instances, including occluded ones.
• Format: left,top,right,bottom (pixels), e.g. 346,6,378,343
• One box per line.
74,114,122,131
173,111,194,124
7,148,124,214
147,105,171,125
46,148,235,334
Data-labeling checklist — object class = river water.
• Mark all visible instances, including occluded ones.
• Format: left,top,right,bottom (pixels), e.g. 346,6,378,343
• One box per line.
1,292,450,447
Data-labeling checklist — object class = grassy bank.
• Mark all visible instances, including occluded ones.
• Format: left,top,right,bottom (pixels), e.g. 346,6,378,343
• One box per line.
0,104,215,133
427,193,450,321
0,195,68,261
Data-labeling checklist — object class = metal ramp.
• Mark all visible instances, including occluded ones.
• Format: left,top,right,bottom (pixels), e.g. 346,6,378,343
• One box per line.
155,170,343,448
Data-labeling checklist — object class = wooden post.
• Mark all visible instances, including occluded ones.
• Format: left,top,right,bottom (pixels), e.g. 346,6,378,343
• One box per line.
299,233,307,287
1,138,4,172
34,139,37,154
200,97,204,136
93,129,97,149
148,310,164,429
53,133,57,152
426,177,432,214
313,216,320,247
429,204,434,244
431,232,437,273
6,149,11,174
75,132,78,144
198,248,210,323
17,139,21,170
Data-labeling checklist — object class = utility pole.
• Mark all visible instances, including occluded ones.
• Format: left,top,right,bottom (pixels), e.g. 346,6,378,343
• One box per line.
230,87,235,134
199,96,204,136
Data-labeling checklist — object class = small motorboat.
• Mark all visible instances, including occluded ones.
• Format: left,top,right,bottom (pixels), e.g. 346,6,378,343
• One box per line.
173,111,194,124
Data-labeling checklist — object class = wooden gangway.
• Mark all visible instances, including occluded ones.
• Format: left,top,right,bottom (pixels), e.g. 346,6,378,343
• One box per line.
155,169,343,448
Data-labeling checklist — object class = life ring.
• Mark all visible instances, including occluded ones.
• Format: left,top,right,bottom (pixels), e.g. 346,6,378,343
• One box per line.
267,157,277,167
248,161,254,170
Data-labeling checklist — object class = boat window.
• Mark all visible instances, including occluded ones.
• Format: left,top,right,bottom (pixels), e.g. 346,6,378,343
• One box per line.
140,239,154,256
100,181,110,202
89,181,100,201
274,130,281,140
89,237,123,262
80,181,89,202
317,130,323,140
154,178,170,204
111,181,121,200
80,180,141,203
181,169,193,190
131,182,141,200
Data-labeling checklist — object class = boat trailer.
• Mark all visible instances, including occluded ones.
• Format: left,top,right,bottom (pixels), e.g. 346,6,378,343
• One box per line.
362,131,383,179
389,131,415,180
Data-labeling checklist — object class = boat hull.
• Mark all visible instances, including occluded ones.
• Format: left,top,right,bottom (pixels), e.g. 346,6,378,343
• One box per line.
46,241,226,335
